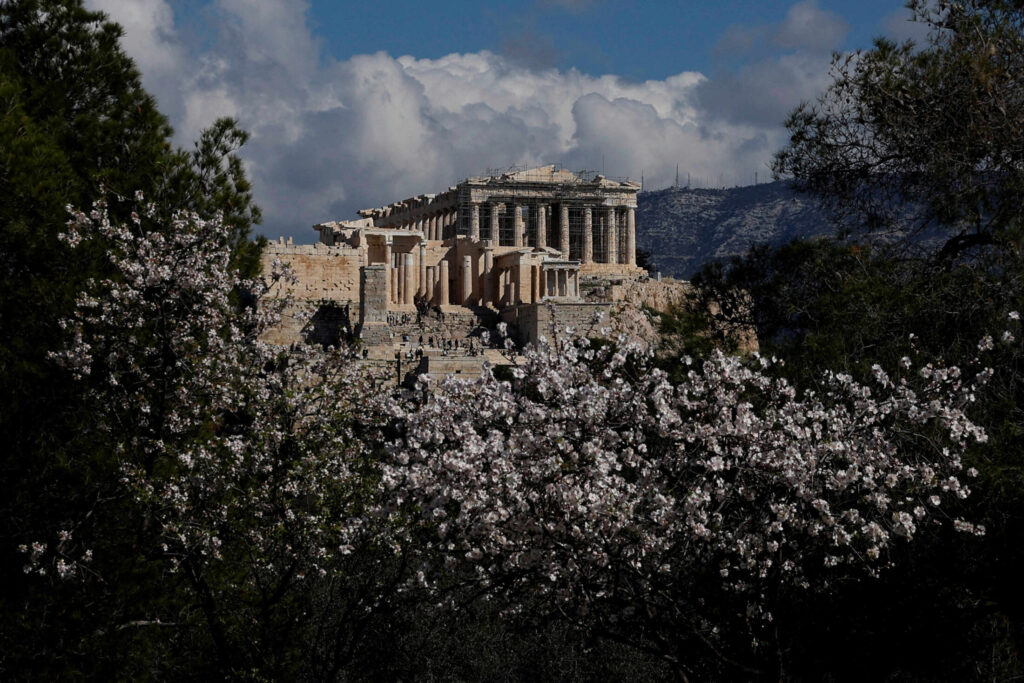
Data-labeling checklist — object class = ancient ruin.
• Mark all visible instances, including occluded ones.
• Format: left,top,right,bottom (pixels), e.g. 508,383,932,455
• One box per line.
262,165,686,382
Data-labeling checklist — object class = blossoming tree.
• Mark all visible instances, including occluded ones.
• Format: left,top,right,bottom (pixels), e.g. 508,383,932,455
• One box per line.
383,331,990,679
41,195,995,678
45,198,396,677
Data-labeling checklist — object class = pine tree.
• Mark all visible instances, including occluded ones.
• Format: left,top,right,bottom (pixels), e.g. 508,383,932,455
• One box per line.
0,2,261,675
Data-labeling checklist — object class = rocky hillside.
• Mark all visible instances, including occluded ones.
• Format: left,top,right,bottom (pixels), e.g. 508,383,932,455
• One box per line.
636,181,837,279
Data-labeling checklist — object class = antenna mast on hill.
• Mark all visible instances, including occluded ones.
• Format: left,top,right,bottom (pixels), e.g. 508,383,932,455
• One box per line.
675,164,680,188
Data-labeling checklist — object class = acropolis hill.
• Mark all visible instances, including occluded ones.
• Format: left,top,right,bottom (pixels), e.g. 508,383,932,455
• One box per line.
262,165,692,382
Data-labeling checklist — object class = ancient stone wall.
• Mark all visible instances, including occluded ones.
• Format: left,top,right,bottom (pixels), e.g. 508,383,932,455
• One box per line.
261,240,363,303
583,276,692,314
510,302,615,346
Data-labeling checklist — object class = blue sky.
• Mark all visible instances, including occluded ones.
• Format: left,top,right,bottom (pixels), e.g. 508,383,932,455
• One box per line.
314,0,913,79
88,0,924,242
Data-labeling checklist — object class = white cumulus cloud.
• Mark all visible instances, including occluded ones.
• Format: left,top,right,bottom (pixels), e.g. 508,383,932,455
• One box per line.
87,0,833,242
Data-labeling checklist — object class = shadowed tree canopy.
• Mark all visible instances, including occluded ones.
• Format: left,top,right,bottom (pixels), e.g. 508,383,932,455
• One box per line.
773,0,1024,257
0,2,262,675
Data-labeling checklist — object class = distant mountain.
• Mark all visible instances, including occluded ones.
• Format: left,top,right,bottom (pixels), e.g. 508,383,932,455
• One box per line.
636,181,838,279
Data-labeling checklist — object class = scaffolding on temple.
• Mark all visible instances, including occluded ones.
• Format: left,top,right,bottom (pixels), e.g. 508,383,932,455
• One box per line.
453,164,618,259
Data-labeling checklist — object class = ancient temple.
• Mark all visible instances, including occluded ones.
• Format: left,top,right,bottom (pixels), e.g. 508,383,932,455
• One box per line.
261,165,645,349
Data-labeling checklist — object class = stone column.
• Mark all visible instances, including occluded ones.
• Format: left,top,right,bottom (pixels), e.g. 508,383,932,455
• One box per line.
483,247,494,307
605,206,618,265
470,203,480,242
418,242,427,295
384,241,393,304
582,206,593,264
626,206,636,266
394,253,402,304
438,259,450,306
490,203,501,244
403,253,414,305
458,255,469,306
559,203,570,259
513,204,524,247
537,204,547,248
426,266,435,303
396,253,404,304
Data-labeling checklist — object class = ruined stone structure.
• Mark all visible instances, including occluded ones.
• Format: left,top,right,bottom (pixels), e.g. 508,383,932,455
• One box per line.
262,165,654,383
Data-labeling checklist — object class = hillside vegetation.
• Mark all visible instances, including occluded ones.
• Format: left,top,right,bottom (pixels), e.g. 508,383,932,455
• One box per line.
636,181,834,278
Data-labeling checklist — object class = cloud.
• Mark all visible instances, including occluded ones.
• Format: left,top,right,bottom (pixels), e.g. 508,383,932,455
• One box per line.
699,1,843,130
695,52,835,128
880,7,932,44
714,0,847,61
87,0,826,242
773,0,848,54
87,0,189,122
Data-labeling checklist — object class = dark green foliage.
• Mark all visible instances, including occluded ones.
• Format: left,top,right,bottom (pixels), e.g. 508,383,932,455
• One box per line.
0,1,261,677
693,6,1024,669
687,240,1024,679
773,0,1024,254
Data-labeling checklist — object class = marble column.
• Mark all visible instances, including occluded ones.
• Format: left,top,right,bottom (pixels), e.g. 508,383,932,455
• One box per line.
383,242,393,304
483,247,494,307
459,255,471,306
470,203,480,242
605,206,618,265
559,203,570,259
403,253,414,305
418,242,427,296
438,259,450,306
513,204,524,247
490,203,501,244
626,206,636,266
537,204,547,248
582,206,593,264
395,253,404,304
426,266,435,303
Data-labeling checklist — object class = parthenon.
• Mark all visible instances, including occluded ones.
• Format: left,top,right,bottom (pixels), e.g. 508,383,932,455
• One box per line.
261,165,654,371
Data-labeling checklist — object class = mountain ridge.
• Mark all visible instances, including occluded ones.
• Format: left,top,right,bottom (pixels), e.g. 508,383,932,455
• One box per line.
636,180,838,279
